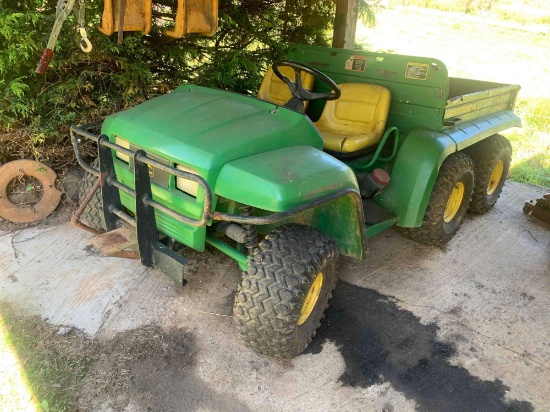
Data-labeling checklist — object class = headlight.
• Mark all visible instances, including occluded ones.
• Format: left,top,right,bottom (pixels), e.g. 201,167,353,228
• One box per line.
115,136,130,164
176,164,199,197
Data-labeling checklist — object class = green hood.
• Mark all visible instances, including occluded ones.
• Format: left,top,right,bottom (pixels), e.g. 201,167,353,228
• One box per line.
102,85,323,183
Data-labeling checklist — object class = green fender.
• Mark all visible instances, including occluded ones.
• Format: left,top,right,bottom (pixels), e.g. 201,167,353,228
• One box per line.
214,146,367,259
374,127,456,228
375,110,521,228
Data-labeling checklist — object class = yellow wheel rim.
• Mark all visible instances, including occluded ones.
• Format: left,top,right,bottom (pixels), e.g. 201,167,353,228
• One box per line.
297,272,324,326
444,182,465,223
487,160,504,196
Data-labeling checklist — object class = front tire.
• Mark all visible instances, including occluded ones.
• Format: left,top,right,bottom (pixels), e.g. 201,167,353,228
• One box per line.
464,134,512,214
400,152,474,245
234,224,339,358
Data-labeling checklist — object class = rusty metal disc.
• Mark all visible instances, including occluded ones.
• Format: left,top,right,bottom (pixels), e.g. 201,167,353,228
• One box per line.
0,159,62,223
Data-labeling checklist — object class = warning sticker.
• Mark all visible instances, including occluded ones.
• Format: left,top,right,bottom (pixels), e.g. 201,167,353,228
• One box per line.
345,56,367,72
405,63,429,80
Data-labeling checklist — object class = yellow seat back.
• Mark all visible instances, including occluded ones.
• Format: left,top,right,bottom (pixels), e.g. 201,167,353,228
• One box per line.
315,83,391,153
257,66,314,108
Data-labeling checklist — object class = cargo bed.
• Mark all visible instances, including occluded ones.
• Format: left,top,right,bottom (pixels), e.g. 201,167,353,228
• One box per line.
444,79,520,129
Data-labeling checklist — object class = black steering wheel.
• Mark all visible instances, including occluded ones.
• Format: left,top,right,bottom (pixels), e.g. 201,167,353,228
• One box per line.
272,60,341,110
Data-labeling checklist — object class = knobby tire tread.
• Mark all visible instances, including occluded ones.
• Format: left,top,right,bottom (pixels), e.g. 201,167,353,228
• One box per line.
464,134,512,214
77,159,105,232
234,224,339,359
399,152,474,245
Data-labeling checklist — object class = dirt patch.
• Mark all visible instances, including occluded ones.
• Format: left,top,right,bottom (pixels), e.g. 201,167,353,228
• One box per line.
80,324,252,412
178,240,240,277
0,130,96,175
2,303,249,412
6,175,43,207
78,325,195,411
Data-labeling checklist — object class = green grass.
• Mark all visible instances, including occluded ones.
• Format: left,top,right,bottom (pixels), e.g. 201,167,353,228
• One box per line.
0,304,97,412
507,97,550,187
387,0,550,25
357,3,550,188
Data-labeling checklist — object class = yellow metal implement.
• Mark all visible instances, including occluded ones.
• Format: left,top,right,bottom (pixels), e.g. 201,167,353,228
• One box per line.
99,0,152,35
164,0,218,38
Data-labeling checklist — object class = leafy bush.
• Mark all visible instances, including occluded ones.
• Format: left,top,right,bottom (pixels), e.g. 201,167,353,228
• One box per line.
0,0,335,168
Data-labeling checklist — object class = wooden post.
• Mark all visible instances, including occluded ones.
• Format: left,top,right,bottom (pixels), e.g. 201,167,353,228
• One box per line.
332,0,359,50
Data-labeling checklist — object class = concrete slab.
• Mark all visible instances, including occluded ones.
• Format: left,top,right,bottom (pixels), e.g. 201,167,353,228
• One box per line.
1,181,548,411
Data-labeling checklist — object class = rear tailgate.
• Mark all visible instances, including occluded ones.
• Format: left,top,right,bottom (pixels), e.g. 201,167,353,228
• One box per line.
444,78,520,129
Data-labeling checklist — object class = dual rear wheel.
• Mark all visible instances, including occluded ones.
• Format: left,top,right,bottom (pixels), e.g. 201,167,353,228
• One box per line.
465,134,512,214
401,134,512,245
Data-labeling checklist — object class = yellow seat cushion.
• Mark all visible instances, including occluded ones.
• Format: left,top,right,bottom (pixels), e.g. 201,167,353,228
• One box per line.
257,66,315,109
314,83,391,153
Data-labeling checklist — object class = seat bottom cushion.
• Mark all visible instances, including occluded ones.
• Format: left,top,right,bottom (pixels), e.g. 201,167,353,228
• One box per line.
317,128,380,153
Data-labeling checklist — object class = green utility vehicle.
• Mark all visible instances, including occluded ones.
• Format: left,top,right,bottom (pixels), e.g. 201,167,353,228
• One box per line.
71,45,520,358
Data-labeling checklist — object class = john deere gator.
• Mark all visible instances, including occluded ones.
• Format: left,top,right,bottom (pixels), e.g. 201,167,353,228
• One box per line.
71,45,520,358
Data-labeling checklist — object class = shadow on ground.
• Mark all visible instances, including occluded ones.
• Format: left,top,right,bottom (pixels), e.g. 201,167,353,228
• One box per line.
306,282,534,412
79,326,252,412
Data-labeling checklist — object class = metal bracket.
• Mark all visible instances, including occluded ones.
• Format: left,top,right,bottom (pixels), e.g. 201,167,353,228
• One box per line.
98,135,123,231
134,149,158,267
153,243,188,286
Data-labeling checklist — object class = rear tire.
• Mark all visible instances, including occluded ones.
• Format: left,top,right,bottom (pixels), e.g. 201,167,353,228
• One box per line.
77,159,105,232
233,224,338,358
464,134,512,214
400,152,474,245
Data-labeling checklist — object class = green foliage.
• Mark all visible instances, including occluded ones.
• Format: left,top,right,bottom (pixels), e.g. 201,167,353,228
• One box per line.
0,0,336,167
0,8,42,129
358,0,381,26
